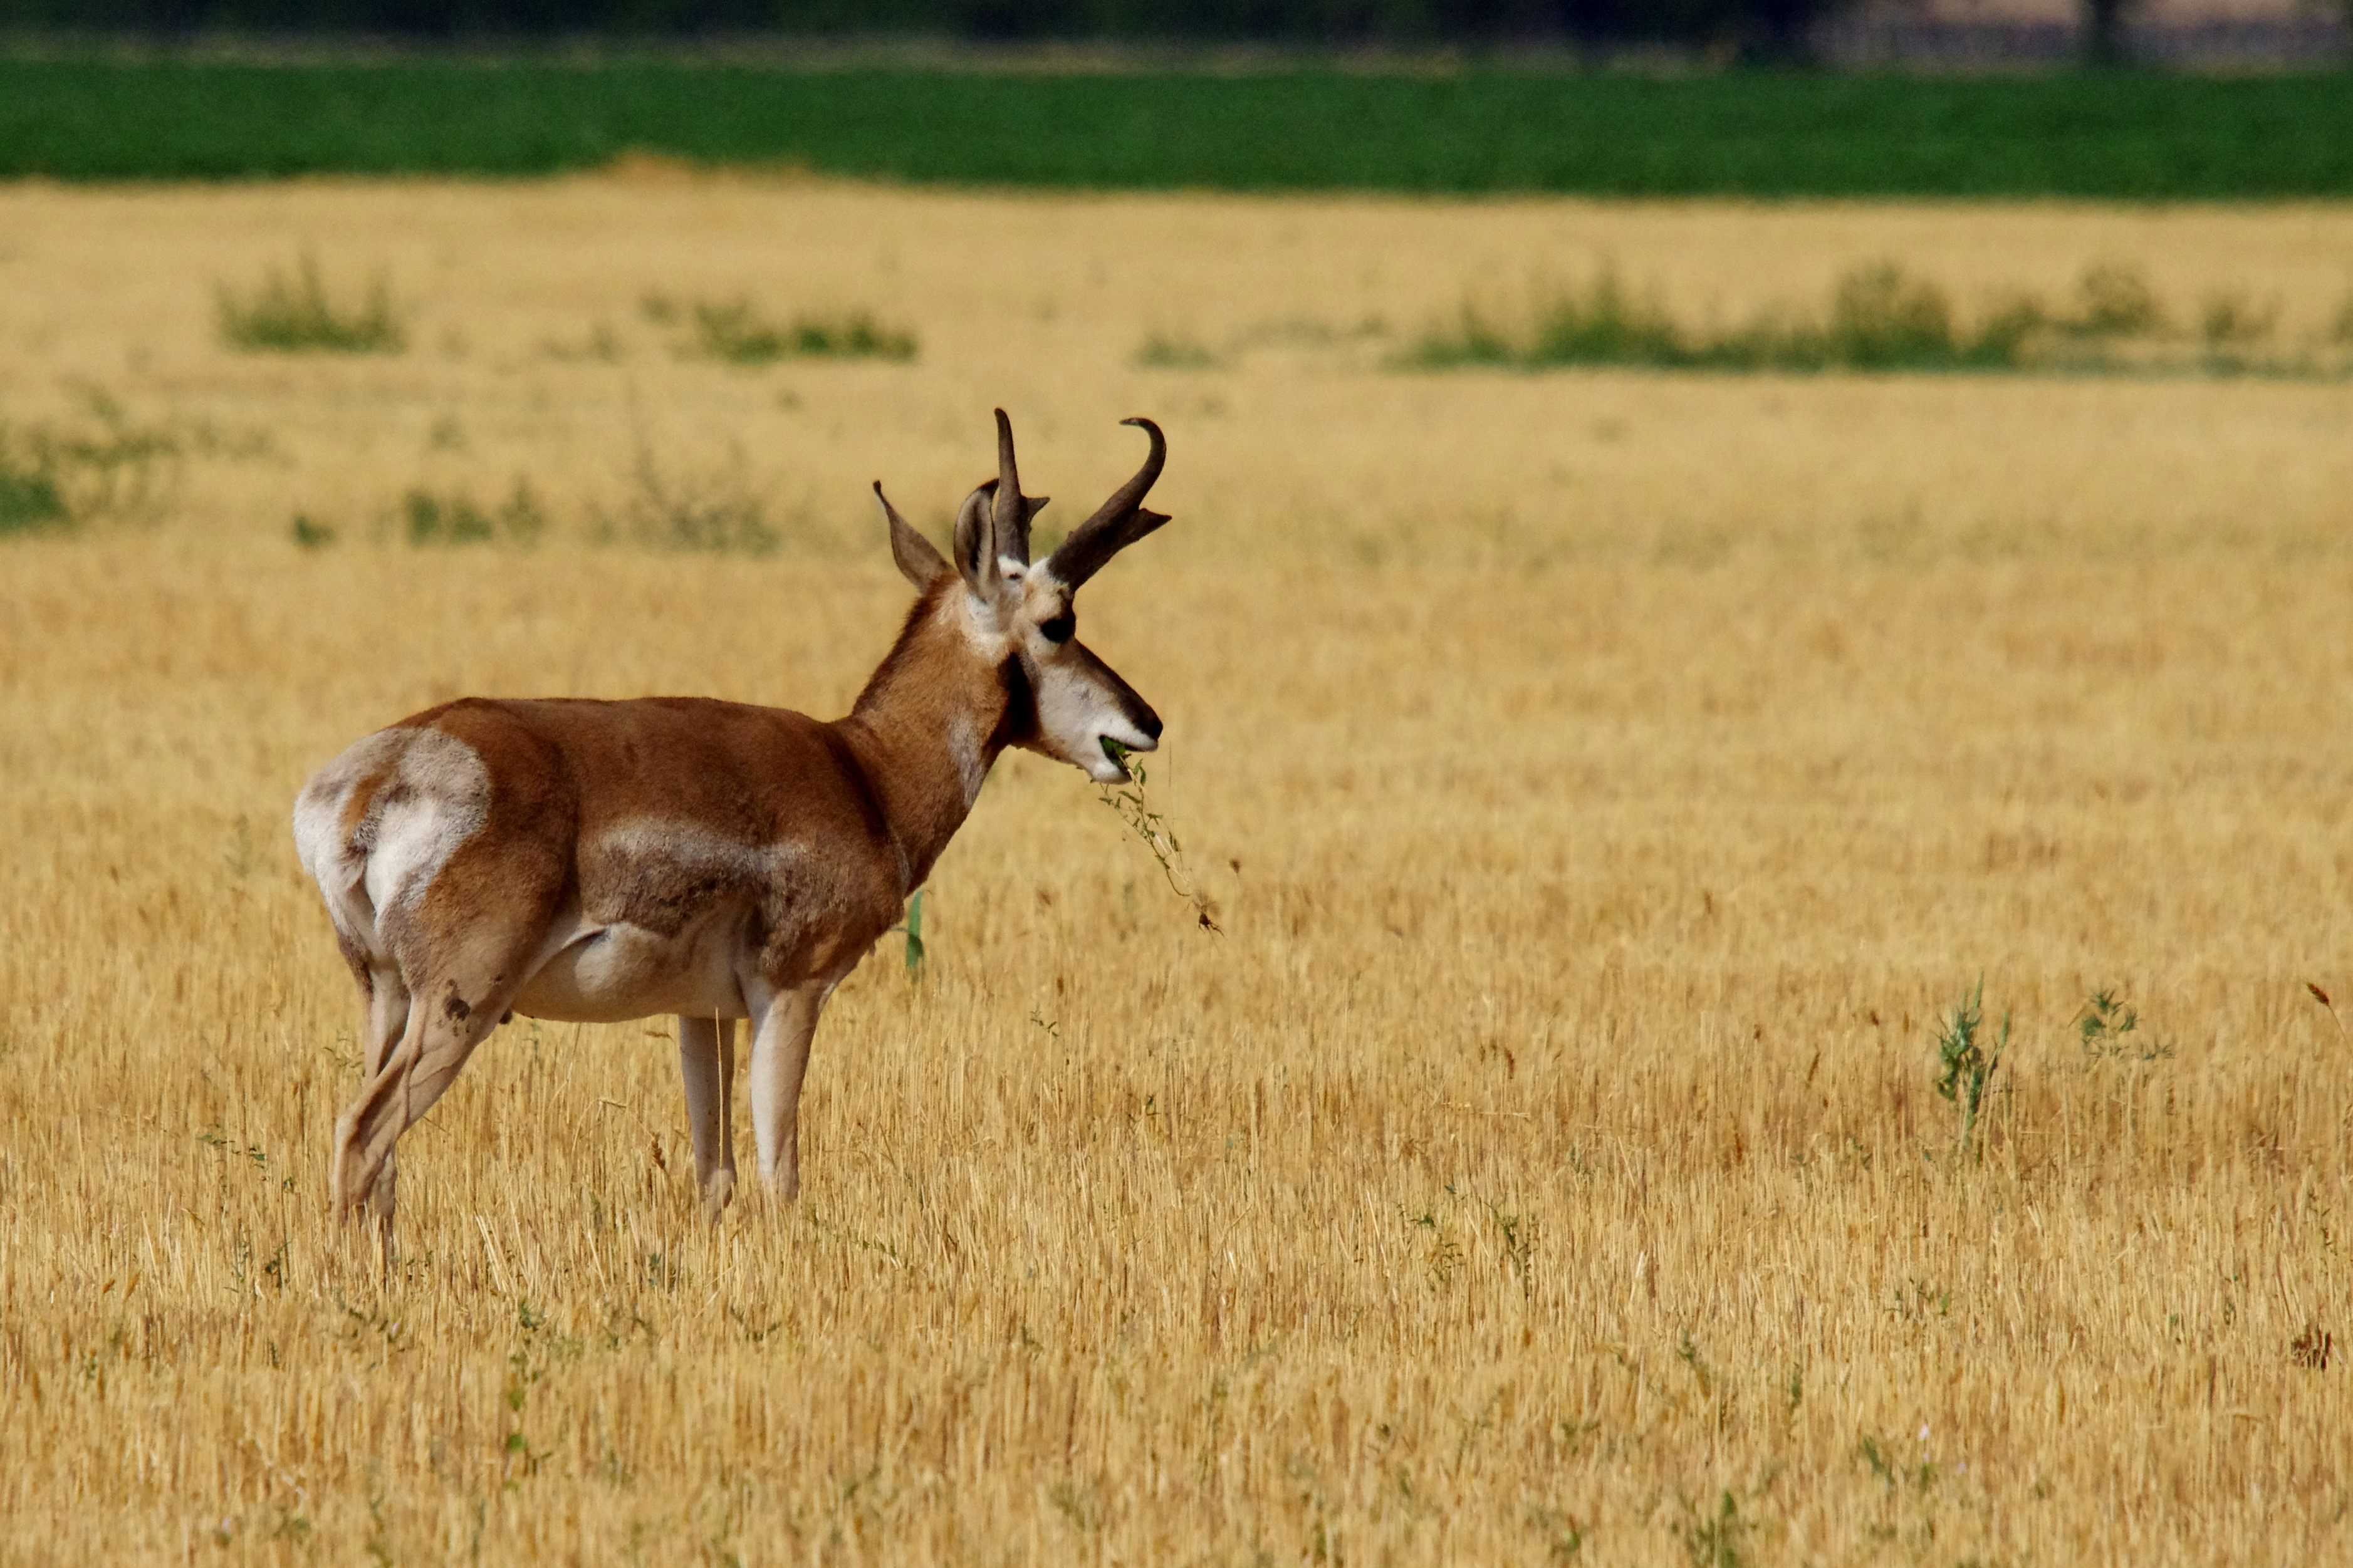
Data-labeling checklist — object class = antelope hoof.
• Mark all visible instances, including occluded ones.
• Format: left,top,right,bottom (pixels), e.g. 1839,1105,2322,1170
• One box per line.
701,1169,737,1224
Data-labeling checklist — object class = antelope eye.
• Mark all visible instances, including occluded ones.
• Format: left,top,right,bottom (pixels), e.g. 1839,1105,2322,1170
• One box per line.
1039,611,1075,645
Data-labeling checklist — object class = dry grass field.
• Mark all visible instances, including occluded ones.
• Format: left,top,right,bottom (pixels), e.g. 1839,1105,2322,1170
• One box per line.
3,177,2353,1564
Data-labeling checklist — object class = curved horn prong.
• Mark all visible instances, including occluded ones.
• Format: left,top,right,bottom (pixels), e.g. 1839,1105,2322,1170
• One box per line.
1042,417,1169,592
874,480,949,589
989,407,1048,566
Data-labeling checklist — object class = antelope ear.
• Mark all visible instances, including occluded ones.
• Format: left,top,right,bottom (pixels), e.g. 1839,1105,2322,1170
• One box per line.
952,484,1000,596
873,482,950,589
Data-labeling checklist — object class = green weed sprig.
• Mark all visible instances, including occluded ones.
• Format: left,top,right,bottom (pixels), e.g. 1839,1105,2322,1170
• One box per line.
2078,987,2171,1064
890,890,926,979
1934,977,2008,1158
1097,742,1218,933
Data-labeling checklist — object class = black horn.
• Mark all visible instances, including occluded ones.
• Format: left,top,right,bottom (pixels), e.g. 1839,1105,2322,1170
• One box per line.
1042,418,1169,591
989,408,1049,566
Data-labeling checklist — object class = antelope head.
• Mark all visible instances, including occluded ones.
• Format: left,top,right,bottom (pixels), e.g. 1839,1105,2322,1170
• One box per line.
874,410,1171,784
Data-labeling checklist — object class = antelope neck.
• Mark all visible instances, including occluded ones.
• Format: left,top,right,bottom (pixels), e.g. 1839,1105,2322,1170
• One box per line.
834,587,1021,891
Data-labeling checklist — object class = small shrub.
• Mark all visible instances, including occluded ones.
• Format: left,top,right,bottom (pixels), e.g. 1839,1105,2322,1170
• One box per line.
290,512,337,549
1399,302,1518,368
2069,263,2164,337
1133,328,1225,370
397,479,547,548
0,397,180,538
1968,294,2053,365
1404,257,2345,378
597,439,779,555
542,323,623,363
2199,288,2279,348
50,398,179,522
685,298,916,365
1489,1205,1534,1300
2079,988,2171,1064
791,310,917,361
1526,1504,1583,1563
1672,1490,1746,1568
217,257,405,354
1933,977,2008,1156
1825,264,1960,369
1525,268,1686,366
0,434,68,537
1857,1433,1937,1493
1406,262,2038,375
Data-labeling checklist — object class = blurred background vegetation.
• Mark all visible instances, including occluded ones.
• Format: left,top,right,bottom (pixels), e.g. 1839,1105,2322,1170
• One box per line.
4,53,2351,195
1,0,2349,192
0,0,1894,57
8,0,2348,61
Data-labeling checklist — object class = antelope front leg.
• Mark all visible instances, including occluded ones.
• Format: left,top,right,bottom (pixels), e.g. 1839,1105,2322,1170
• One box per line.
677,1014,738,1222
747,982,827,1202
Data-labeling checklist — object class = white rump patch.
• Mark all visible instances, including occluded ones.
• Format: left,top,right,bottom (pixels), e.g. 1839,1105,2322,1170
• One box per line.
291,725,493,965
363,729,492,918
292,729,402,888
292,729,407,957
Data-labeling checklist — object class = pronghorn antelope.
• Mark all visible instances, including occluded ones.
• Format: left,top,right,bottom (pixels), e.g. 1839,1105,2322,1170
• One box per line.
293,410,1170,1255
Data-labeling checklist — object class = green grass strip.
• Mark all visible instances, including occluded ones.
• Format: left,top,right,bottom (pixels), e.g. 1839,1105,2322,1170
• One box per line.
1399,261,2353,377
3,56,2353,196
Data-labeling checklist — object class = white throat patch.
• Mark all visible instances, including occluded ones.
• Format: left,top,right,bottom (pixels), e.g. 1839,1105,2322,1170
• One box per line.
952,584,1014,656
947,714,986,809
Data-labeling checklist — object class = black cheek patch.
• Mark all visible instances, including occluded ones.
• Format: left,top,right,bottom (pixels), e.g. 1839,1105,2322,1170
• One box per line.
993,655,1038,750
1040,613,1075,645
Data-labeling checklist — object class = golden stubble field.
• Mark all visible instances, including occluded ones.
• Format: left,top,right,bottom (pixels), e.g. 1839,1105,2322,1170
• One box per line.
3,176,2353,1564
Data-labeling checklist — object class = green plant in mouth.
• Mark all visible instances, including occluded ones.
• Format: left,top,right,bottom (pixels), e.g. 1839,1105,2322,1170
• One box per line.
1097,741,1218,933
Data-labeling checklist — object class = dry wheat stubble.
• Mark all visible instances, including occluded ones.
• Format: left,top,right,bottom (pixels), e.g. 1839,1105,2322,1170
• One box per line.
1,178,2351,1563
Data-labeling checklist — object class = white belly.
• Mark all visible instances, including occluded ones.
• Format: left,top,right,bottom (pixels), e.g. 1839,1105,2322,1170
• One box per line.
513,916,749,1024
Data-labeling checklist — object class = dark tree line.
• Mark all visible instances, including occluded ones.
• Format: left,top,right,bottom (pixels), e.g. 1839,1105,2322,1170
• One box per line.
0,0,1847,55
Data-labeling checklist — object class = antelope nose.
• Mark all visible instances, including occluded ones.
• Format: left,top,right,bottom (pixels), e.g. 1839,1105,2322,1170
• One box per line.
1135,706,1164,745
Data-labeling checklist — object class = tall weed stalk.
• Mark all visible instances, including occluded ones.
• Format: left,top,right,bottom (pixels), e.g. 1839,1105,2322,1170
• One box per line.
1934,977,2008,1158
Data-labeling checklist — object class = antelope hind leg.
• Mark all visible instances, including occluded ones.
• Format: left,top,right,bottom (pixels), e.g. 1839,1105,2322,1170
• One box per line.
678,1014,739,1222
352,963,412,1265
331,951,530,1254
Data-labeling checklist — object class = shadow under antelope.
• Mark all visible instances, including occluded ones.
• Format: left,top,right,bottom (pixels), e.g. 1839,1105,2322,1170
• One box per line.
292,411,1172,1261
